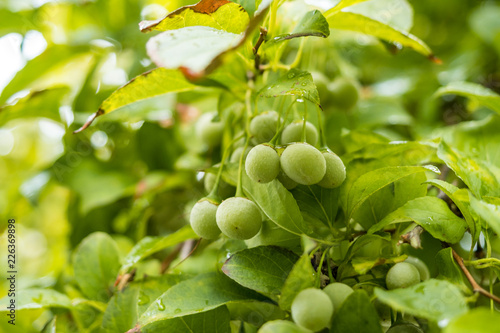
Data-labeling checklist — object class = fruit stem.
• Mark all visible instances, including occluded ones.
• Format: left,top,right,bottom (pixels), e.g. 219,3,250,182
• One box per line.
316,104,327,149
236,136,251,198
301,102,307,142
270,97,295,145
208,133,245,202
315,249,328,288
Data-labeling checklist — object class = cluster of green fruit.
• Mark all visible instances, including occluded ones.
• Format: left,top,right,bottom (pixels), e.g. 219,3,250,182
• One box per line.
189,107,347,241
290,283,353,331
246,111,346,189
290,261,424,332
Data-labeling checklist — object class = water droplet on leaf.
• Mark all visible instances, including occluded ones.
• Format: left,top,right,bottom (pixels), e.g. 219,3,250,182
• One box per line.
156,299,166,311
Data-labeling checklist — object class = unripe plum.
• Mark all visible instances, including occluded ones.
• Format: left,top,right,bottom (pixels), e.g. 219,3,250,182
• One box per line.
196,112,224,147
280,143,326,185
189,199,220,239
277,170,298,190
291,288,333,332
203,172,235,199
329,77,359,110
317,151,346,188
245,144,280,183
386,262,420,290
323,282,354,313
249,111,279,144
216,197,262,240
281,120,318,146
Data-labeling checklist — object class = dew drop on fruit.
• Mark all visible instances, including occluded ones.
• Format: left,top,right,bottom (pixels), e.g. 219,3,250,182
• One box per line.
174,308,182,314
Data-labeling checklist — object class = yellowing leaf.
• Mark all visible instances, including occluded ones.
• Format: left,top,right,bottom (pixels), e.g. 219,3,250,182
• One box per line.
140,0,249,34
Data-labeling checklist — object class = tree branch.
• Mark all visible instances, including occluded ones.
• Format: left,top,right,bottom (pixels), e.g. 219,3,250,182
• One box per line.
452,248,500,304
253,27,267,72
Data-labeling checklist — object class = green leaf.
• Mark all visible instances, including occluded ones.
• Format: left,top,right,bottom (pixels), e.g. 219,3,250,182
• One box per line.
147,26,243,73
435,82,500,115
258,69,320,105
443,308,500,333
270,10,330,43
435,248,469,291
374,279,468,323
238,170,331,243
346,165,440,220
354,97,413,128
293,185,339,227
344,0,414,32
437,141,500,198
142,306,231,333
222,246,298,299
73,232,121,302
353,172,427,230
102,284,140,333
140,0,249,34
0,289,71,311
436,116,500,169
245,220,302,252
0,87,70,126
470,194,500,236
120,225,197,274
74,68,196,133
324,0,371,14
138,272,268,328
0,46,86,105
425,179,477,240
226,301,286,325
325,12,435,59
260,320,310,333
279,253,316,311
368,196,468,244
330,291,383,333
102,275,189,332
41,317,56,333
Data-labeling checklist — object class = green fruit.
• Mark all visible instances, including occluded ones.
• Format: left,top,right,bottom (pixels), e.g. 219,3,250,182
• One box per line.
216,197,262,240
249,111,279,144
317,151,346,188
204,172,235,199
291,288,334,332
329,77,359,110
280,143,326,185
386,323,424,333
245,144,280,183
311,71,331,105
230,146,250,163
196,112,224,147
386,262,420,290
277,170,298,190
189,199,220,239
323,283,354,313
404,256,430,281
281,120,319,146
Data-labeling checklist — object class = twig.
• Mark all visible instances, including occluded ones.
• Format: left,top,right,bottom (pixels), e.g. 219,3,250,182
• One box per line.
169,238,202,271
160,243,183,274
452,248,500,304
114,268,136,291
125,324,141,333
253,27,267,72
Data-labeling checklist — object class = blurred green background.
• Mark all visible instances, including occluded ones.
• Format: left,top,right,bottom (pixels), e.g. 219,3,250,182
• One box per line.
0,0,499,331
